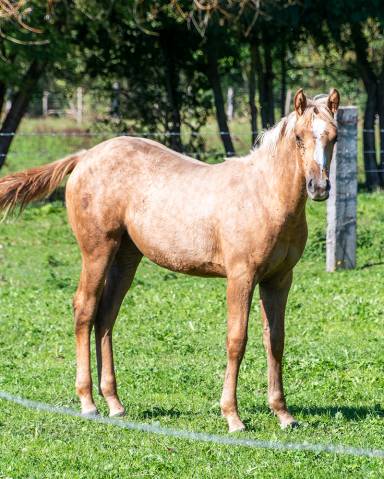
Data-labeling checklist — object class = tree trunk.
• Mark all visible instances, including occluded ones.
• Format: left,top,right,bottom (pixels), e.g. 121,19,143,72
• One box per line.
0,81,6,119
350,23,381,189
248,42,258,145
264,46,275,128
254,42,268,129
205,40,235,156
363,86,381,190
160,32,182,152
263,37,275,127
206,38,235,156
377,68,384,182
280,39,287,118
0,60,46,169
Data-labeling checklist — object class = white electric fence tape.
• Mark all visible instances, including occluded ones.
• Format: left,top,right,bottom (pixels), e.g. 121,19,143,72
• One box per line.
0,390,383,459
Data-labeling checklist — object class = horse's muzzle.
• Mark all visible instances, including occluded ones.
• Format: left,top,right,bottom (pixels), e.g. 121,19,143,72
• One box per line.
307,178,330,202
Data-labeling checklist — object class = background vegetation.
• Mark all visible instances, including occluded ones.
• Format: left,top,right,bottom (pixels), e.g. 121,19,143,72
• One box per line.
0,1,384,186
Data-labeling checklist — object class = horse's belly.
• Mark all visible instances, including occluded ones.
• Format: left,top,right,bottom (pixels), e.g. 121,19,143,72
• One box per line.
135,241,225,277
149,251,226,277
126,217,225,277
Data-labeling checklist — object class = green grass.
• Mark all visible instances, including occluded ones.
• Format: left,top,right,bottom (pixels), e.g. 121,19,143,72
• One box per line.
0,120,384,477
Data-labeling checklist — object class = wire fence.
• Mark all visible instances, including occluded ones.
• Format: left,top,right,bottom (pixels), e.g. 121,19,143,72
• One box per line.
0,131,253,137
0,129,248,162
0,126,384,175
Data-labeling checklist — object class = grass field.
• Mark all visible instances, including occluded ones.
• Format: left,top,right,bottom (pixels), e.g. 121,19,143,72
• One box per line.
0,119,384,477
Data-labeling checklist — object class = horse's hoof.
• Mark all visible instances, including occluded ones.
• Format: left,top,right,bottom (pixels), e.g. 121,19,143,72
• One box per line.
280,420,299,430
109,408,125,418
82,408,99,417
227,417,246,433
229,424,246,433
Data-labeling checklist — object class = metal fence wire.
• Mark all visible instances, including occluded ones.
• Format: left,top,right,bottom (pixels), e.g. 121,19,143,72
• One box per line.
0,127,383,174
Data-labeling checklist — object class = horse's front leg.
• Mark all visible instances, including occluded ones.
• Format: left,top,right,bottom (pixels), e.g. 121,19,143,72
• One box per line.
259,270,298,428
221,271,255,433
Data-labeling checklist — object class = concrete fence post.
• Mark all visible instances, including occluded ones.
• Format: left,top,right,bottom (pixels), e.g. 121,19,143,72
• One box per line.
326,106,358,272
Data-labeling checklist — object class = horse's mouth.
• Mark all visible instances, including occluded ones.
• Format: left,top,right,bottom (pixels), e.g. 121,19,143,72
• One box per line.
308,190,329,202
307,178,330,202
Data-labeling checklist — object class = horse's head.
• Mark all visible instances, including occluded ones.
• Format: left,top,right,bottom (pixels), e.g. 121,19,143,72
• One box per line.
293,88,340,201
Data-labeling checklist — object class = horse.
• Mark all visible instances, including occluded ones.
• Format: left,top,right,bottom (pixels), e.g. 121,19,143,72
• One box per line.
0,88,339,432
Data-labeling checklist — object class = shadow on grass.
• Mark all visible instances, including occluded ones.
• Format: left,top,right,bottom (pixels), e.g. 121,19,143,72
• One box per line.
358,261,384,270
140,406,193,419
246,404,384,424
137,403,384,429
289,404,384,420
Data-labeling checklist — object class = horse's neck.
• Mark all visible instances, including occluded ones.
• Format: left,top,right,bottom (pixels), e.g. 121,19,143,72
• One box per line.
251,137,307,217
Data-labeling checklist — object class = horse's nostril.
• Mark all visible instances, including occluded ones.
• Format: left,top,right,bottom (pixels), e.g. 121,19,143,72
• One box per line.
326,179,330,191
307,178,314,191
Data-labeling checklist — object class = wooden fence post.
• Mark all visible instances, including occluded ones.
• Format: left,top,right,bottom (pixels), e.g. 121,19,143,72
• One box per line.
326,106,358,272
42,91,49,117
76,87,83,125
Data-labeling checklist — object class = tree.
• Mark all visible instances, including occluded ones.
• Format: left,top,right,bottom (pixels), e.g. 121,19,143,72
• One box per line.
202,20,238,156
0,1,80,168
76,2,217,155
0,0,41,26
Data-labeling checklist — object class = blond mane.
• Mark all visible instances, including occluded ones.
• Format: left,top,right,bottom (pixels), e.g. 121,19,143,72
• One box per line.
253,99,336,156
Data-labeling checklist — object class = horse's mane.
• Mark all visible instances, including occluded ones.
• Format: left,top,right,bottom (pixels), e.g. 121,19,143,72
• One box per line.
253,100,336,156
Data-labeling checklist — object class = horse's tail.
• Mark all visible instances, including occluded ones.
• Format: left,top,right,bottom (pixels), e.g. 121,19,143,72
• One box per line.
0,149,86,215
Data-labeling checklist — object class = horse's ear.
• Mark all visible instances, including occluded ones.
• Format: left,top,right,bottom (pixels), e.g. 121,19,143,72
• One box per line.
294,88,307,116
327,88,340,115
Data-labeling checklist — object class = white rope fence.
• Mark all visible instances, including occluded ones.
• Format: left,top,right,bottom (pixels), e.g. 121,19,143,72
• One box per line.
0,131,249,137
0,390,383,459
0,127,384,171
0,127,381,136
0,130,241,158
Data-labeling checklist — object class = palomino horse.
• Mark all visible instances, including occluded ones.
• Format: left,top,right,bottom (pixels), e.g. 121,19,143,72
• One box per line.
0,88,339,432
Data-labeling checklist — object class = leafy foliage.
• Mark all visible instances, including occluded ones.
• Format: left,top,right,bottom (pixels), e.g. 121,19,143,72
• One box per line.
0,1,384,180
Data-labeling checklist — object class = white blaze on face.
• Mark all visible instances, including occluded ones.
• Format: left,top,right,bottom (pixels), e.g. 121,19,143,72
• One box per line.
312,118,327,170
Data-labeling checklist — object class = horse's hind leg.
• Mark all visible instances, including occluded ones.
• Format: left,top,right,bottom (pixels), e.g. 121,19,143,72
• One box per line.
95,235,142,417
73,239,120,416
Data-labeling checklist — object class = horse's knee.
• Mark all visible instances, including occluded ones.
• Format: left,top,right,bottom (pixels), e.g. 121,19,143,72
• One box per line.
227,335,247,360
99,375,117,398
72,292,80,314
268,392,285,412
73,293,96,333
76,380,92,397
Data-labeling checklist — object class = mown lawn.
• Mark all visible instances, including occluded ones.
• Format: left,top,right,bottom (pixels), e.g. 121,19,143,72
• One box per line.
0,120,384,478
